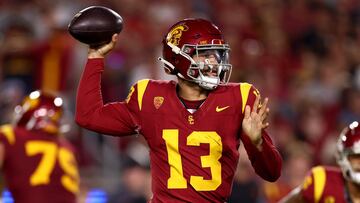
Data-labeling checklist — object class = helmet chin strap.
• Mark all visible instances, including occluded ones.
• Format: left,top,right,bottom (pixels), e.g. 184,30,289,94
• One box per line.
351,172,360,185
158,57,186,80
198,77,219,90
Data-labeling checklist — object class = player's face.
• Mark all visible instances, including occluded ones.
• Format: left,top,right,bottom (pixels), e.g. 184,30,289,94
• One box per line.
348,154,360,172
192,50,220,77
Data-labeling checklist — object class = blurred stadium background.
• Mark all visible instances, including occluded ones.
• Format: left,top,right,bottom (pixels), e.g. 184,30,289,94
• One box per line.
0,0,359,202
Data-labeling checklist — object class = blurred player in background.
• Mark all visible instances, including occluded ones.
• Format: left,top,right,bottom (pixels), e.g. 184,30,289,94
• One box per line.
75,18,282,202
279,121,360,203
0,90,79,203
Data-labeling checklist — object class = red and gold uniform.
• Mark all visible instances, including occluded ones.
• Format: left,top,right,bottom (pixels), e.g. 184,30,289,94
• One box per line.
76,59,282,203
300,166,346,203
0,125,79,203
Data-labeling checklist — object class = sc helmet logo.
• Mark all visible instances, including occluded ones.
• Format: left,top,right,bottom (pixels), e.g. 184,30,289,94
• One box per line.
166,24,189,46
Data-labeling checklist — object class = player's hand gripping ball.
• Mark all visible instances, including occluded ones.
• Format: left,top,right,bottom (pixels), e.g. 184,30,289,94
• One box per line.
68,6,123,48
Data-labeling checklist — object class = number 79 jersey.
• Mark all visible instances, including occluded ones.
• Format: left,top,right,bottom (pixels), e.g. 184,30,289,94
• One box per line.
125,79,281,203
0,125,79,203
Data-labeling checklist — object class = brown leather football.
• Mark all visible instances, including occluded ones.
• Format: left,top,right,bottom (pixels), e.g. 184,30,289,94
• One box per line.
68,6,123,48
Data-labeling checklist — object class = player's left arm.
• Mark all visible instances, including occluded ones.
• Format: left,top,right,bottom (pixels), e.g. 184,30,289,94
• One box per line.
240,86,282,182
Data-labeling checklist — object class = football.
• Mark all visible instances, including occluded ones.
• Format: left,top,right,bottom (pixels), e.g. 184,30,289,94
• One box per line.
68,6,123,48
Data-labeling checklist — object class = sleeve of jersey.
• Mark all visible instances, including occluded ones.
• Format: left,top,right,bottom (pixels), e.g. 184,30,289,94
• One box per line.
239,84,282,182
75,58,140,136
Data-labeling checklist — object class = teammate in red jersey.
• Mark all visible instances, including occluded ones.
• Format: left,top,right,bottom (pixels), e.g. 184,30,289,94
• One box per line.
0,90,79,203
279,121,360,203
75,18,282,203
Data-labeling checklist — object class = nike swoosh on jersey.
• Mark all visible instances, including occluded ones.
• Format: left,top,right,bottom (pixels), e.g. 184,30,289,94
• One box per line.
216,106,230,112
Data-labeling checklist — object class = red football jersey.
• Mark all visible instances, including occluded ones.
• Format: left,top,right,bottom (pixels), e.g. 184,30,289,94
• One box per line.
76,59,282,203
301,166,346,203
0,125,79,203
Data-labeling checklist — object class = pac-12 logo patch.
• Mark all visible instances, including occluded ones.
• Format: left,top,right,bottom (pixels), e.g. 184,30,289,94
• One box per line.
154,96,164,109
166,24,188,46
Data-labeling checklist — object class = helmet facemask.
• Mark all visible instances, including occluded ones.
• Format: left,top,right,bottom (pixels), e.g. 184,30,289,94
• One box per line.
187,44,232,90
160,41,232,90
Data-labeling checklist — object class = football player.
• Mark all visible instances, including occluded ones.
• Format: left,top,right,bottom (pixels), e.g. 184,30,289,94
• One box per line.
279,121,360,203
75,18,282,202
0,90,79,203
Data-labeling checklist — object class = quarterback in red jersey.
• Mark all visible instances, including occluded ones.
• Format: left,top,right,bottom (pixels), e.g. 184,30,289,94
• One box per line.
76,18,282,203
0,90,79,203
279,121,360,203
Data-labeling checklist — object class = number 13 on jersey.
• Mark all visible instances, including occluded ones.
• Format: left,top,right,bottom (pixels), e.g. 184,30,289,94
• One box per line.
162,129,223,191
